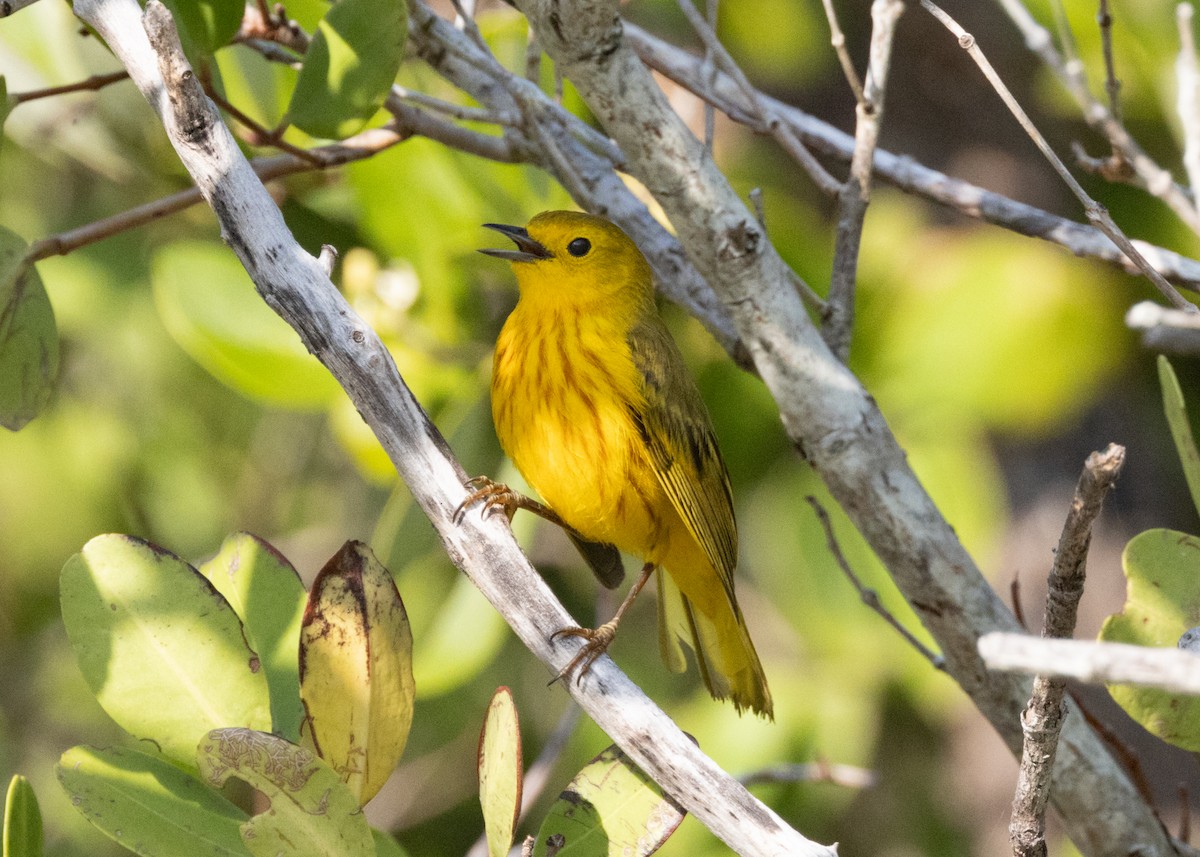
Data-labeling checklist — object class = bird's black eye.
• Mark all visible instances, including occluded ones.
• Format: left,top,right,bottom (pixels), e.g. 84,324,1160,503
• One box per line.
566,237,591,257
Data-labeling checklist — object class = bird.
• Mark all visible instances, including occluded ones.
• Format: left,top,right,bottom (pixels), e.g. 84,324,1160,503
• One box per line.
462,210,772,718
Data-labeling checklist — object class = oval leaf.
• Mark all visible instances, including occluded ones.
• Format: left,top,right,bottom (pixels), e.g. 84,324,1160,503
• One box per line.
159,0,244,55
532,746,684,857
478,687,522,857
286,0,407,139
4,775,43,857
1100,528,1200,750
60,534,272,765
200,533,307,742
197,728,373,857
0,226,58,431
152,242,340,409
56,745,249,857
300,541,414,804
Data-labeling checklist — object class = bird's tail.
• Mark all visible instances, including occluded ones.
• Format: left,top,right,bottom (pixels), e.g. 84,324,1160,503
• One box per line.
657,568,774,719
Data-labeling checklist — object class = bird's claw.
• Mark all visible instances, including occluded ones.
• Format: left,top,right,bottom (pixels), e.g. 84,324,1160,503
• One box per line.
550,622,617,686
454,476,519,525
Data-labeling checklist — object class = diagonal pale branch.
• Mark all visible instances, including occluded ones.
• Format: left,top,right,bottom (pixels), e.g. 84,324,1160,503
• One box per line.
515,1,1180,855
67,0,833,854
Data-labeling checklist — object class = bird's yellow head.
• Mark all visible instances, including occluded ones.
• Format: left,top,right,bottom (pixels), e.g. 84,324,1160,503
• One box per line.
480,210,654,307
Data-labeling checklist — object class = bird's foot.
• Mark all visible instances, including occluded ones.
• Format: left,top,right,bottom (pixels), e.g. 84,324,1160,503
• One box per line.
453,476,520,524
550,621,618,685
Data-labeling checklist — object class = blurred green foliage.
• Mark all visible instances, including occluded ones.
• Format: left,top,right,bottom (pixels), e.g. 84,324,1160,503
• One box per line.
0,0,1189,855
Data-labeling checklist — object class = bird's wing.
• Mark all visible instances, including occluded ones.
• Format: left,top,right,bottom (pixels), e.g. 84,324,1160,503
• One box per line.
627,315,738,603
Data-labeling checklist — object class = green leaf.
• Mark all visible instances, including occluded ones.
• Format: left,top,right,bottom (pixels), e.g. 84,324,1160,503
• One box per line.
0,226,58,431
300,541,414,804
197,728,374,857
4,775,43,857
199,533,307,742
1157,356,1200,520
60,534,272,766
56,745,249,857
286,0,407,139
159,0,245,54
152,242,340,409
371,829,411,857
478,687,522,857
1099,528,1200,750
0,77,12,157
532,746,684,857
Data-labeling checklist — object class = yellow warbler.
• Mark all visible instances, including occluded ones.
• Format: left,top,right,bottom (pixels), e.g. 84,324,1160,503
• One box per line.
471,210,772,718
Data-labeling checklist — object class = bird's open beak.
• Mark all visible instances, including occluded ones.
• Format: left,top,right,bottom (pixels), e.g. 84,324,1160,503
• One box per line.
479,223,553,262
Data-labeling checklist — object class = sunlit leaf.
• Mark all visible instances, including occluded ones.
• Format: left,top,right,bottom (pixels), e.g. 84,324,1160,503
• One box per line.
152,242,340,409
1100,528,1200,750
532,745,684,857
199,533,307,742
0,226,57,431
478,687,522,857
197,729,373,857
300,541,414,804
57,745,249,857
4,775,43,857
60,534,272,765
159,0,244,55
1157,356,1200,520
286,0,407,139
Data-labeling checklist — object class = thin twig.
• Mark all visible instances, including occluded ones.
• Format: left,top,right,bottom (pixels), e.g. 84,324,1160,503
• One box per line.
673,0,841,196
992,0,1200,235
10,70,129,103
702,0,718,153
824,0,904,362
628,24,1200,291
1010,573,1028,630
1126,299,1200,354
204,83,324,166
1009,444,1125,857
921,0,1198,312
980,633,1200,694
741,761,877,790
1047,0,1081,77
1178,4,1200,195
805,496,946,670
1098,0,1122,124
821,0,865,104
22,110,517,264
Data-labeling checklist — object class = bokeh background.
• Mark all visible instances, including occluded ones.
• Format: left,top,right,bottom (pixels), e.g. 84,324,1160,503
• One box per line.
2,0,1199,854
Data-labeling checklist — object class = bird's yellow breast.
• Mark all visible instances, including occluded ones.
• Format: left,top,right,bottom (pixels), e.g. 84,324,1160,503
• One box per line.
491,302,667,559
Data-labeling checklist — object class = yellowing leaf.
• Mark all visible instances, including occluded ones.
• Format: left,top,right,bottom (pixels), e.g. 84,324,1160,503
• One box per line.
300,541,414,804
197,728,373,857
478,687,522,857
532,746,684,857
